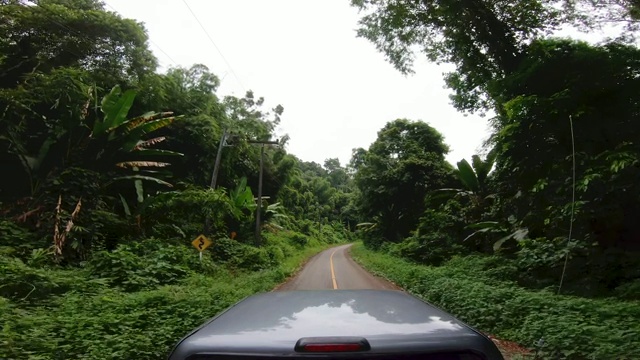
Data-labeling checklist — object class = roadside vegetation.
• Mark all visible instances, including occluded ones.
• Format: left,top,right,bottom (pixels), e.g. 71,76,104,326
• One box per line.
1,1,355,358
3,0,640,359
2,235,340,359
352,244,640,359
346,0,640,358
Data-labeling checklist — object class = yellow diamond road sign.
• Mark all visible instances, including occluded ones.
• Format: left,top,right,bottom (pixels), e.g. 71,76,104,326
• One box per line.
192,234,212,252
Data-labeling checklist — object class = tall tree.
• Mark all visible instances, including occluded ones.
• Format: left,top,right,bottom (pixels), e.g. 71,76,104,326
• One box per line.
351,0,560,112
488,39,640,293
324,158,350,188
0,0,157,89
354,119,453,243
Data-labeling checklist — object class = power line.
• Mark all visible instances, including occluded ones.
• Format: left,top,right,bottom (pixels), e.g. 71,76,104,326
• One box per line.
180,0,247,93
103,1,179,67
101,2,221,115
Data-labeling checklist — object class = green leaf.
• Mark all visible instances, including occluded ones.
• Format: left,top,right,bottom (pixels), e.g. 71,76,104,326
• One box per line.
493,228,529,251
135,179,144,204
467,221,501,230
463,228,492,242
95,86,137,135
34,133,64,172
119,194,131,216
18,155,38,173
112,175,173,187
493,235,511,252
115,161,171,168
434,188,465,193
456,158,480,192
471,154,494,185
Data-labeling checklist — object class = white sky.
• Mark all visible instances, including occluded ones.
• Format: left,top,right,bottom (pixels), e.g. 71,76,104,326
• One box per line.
105,0,617,167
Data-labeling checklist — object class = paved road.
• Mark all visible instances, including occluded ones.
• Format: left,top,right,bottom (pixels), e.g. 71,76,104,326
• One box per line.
276,244,400,291
275,244,518,359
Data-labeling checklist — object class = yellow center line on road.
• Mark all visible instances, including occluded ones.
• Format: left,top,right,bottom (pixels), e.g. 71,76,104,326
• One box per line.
330,248,339,290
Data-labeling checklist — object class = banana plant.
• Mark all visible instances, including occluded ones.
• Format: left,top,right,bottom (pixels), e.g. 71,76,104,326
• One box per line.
228,177,257,219
433,151,497,207
94,86,184,187
265,202,288,221
464,218,529,251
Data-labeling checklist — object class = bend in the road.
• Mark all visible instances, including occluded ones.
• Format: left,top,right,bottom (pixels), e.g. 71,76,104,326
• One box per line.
277,244,400,291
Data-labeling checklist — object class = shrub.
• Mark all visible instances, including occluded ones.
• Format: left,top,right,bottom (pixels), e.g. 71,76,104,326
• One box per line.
0,240,329,360
265,245,285,265
288,232,309,248
209,238,271,271
445,255,520,283
87,242,196,292
263,232,295,258
0,254,106,304
615,279,640,300
1,281,249,359
234,246,271,271
351,243,640,360
0,220,38,257
389,231,466,266
142,187,233,238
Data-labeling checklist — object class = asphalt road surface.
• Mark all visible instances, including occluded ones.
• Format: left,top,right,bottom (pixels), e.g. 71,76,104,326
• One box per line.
276,244,400,291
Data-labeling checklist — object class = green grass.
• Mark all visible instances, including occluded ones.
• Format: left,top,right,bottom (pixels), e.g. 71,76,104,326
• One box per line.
1,235,337,360
350,242,640,360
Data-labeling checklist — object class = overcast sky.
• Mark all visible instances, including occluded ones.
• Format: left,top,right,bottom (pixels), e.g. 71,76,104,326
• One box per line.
105,0,611,167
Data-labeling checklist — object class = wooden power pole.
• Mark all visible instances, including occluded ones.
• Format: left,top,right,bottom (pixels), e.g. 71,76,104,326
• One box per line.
204,129,228,234
247,139,279,245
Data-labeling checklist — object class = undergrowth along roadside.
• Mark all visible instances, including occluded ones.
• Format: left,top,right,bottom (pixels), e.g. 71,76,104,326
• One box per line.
350,243,640,360
1,232,339,360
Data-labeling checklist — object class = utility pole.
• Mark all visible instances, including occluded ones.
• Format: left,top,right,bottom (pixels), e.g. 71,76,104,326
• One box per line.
247,139,279,245
256,145,264,246
209,129,228,190
204,129,228,234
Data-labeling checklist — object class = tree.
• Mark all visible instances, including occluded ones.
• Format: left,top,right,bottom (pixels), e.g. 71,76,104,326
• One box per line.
354,119,453,243
351,0,638,113
324,158,350,188
351,0,561,112
434,152,496,223
487,38,640,293
143,64,226,186
1,82,182,220
0,0,157,89
566,0,640,32
0,0,160,198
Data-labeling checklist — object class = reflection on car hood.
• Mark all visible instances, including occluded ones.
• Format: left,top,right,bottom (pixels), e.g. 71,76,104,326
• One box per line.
171,290,500,358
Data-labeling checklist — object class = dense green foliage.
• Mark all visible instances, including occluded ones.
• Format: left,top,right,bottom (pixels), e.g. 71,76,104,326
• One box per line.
0,1,356,358
351,244,640,359
3,0,640,358
353,119,453,244
1,234,339,359
351,0,640,298
349,0,640,357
